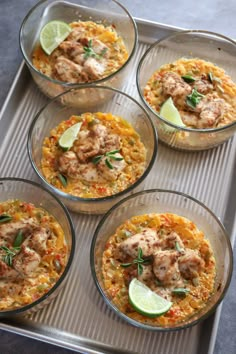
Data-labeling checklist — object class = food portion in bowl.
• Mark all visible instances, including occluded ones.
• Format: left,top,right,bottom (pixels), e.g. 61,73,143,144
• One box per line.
144,58,236,129
102,212,216,326
33,20,128,84
41,112,146,198
0,198,69,312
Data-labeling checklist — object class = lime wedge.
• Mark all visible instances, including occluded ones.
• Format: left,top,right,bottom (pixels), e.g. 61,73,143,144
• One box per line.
40,21,72,55
58,122,82,150
129,278,172,318
160,97,185,127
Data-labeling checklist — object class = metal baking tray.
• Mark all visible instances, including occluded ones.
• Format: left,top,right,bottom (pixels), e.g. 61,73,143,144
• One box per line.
0,18,235,354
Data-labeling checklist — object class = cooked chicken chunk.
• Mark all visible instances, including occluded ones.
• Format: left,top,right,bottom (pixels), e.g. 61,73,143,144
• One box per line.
54,57,85,83
153,250,180,285
97,153,126,181
83,57,105,80
138,264,155,284
178,249,205,279
198,98,226,128
116,228,158,261
26,227,50,255
59,41,85,65
0,218,36,245
13,245,41,276
159,231,184,251
59,151,102,182
0,259,19,279
193,76,213,94
162,72,192,98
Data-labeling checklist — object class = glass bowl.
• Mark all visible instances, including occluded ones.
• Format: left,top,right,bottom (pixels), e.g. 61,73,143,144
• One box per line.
20,0,138,100
27,86,158,214
90,189,233,331
137,30,236,151
0,178,75,317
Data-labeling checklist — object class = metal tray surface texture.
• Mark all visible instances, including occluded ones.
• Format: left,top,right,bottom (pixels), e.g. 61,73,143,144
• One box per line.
0,20,236,354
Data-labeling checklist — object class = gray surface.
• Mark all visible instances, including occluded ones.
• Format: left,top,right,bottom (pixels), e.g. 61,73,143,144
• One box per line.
0,0,235,353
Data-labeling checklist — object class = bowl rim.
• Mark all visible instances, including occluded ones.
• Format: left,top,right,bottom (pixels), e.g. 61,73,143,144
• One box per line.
136,29,236,133
0,177,76,316
19,0,138,87
27,84,158,204
90,188,233,331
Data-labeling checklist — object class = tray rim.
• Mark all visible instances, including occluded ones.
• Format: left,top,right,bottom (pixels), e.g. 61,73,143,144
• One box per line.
0,16,235,354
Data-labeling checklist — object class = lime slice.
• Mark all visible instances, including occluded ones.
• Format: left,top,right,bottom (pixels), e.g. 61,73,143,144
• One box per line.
160,97,185,127
129,278,172,318
58,122,82,150
40,21,72,55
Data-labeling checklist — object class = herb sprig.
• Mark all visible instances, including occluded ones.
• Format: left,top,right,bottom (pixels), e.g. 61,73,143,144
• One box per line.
121,247,151,276
186,88,205,109
92,149,124,170
0,230,24,267
0,214,12,223
83,39,108,60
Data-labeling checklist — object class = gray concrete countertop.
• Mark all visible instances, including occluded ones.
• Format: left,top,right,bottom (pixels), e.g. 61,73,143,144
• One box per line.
0,0,235,353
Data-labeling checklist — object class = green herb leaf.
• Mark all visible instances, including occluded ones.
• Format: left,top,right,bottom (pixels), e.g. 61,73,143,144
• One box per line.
138,247,143,260
137,263,143,276
208,72,213,83
83,39,100,60
120,262,133,268
0,214,12,223
175,241,183,253
186,88,205,108
13,230,24,248
172,288,190,295
109,155,124,161
92,155,103,164
182,75,196,83
0,246,20,267
105,158,114,169
58,173,67,187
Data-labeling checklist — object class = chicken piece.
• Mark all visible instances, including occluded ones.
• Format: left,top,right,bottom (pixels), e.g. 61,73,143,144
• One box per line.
153,250,180,285
193,76,213,94
100,134,120,154
162,72,192,98
83,57,105,80
159,231,185,251
59,41,85,65
58,151,102,182
67,27,84,42
0,218,36,245
178,249,205,279
179,110,199,128
74,135,101,163
0,259,19,279
91,39,109,58
26,227,50,255
54,57,86,83
138,265,155,284
59,151,79,175
116,228,158,261
97,153,126,181
198,98,226,128
13,245,41,276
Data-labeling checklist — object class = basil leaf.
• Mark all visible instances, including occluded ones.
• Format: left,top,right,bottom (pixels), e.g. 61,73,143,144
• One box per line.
182,75,195,83
92,155,103,164
208,72,213,83
137,263,143,276
105,158,114,169
172,288,190,295
0,214,12,223
120,262,133,268
58,173,67,187
13,230,24,248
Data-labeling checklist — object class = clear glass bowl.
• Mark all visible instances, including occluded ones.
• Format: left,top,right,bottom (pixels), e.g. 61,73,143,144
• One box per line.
27,86,158,214
20,0,138,100
137,30,236,151
0,178,75,317
90,189,233,331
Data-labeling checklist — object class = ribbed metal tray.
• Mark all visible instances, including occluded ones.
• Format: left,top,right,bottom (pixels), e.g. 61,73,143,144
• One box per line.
0,19,235,354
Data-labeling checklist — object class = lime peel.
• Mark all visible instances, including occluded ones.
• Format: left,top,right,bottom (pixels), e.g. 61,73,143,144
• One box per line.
40,20,72,55
58,122,82,150
160,97,185,128
128,278,172,318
